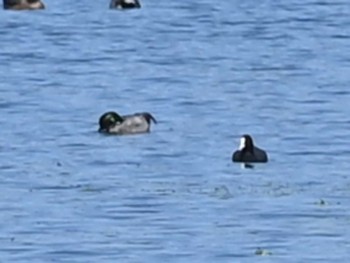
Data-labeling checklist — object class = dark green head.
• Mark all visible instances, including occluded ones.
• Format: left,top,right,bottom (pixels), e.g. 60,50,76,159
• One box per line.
98,111,124,133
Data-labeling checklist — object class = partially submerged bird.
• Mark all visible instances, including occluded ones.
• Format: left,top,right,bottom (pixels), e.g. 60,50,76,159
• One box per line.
3,0,45,10
232,135,268,163
99,111,156,135
109,0,141,9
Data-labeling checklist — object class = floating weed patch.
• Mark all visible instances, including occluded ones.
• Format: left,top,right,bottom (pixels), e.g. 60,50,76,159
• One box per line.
213,185,233,200
255,248,272,256
80,185,106,193
314,199,328,206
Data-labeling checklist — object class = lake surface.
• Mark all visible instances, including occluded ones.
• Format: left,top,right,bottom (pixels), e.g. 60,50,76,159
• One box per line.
1,0,350,262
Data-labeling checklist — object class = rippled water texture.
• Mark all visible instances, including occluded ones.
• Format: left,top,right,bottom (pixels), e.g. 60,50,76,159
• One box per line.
1,0,350,262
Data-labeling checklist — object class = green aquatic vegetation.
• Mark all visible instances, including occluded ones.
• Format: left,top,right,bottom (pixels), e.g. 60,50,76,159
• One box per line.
255,248,272,256
314,199,327,206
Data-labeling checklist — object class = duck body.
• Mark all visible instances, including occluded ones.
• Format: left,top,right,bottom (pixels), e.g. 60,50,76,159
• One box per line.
232,135,268,163
3,0,45,10
99,111,156,135
109,0,141,9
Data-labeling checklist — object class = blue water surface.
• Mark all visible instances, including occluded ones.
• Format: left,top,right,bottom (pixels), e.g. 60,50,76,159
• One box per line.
1,0,350,262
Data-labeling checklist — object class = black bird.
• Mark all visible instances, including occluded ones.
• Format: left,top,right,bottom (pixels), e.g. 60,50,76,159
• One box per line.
232,134,268,163
109,0,141,9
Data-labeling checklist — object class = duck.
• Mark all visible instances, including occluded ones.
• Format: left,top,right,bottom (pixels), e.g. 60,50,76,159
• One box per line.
109,0,141,9
3,0,45,10
232,134,268,163
99,111,156,135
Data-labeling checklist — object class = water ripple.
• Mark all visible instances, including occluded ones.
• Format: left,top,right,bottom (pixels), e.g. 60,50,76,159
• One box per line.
1,0,350,262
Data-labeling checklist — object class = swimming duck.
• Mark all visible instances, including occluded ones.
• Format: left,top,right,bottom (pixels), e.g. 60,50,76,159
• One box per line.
99,111,156,135
232,135,268,163
109,0,141,9
3,0,45,10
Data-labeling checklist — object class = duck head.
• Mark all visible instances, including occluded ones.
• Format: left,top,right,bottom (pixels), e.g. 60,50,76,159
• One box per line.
99,111,124,133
